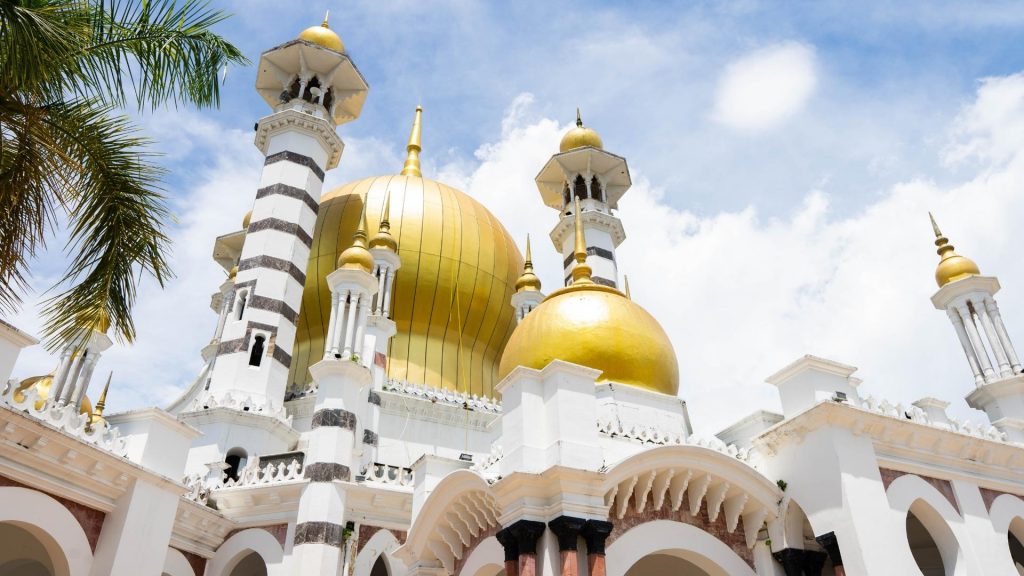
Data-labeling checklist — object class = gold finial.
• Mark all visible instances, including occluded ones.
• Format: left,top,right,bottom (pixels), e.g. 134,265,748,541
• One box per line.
576,107,583,128
401,105,423,177
929,212,980,287
515,234,541,292
95,372,111,415
322,10,330,27
623,275,631,299
370,188,398,251
337,197,374,272
571,198,593,284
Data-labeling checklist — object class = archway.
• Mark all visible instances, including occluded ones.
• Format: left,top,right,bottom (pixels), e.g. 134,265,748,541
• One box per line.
457,536,504,576
228,552,266,576
988,494,1024,575
206,529,282,576
779,499,835,575
162,547,196,576
0,487,93,576
1009,517,1024,575
606,520,757,576
903,500,963,576
370,555,389,576
626,553,709,575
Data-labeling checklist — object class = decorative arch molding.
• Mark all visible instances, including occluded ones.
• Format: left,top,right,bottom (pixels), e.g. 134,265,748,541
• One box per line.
886,474,970,575
162,547,196,576
606,519,757,576
397,470,501,574
990,493,1024,540
457,536,503,576
354,528,405,576
0,486,93,576
206,528,283,576
602,444,781,549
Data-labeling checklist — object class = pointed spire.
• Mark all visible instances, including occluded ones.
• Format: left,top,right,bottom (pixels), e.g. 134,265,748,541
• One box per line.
401,105,423,177
95,372,111,415
929,212,981,287
515,235,541,292
623,275,631,299
571,198,593,284
337,196,374,272
370,188,398,251
322,10,330,27
929,212,954,256
576,107,583,128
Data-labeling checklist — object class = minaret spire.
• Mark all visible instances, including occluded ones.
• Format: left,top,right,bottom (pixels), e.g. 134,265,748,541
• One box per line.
624,275,631,299
401,105,423,177
322,10,330,27
576,107,583,127
95,371,112,415
571,198,593,285
930,212,956,258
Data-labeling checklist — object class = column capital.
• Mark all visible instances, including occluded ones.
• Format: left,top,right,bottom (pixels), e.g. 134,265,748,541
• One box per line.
507,519,546,555
771,549,804,576
495,527,519,563
815,531,843,567
581,519,614,555
547,516,586,551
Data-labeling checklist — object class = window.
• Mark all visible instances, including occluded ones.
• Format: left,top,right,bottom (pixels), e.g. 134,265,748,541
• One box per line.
591,176,604,203
574,174,587,201
224,447,248,482
249,335,265,367
562,183,572,207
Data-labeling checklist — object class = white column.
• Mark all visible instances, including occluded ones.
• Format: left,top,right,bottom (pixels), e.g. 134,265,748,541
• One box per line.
986,297,1021,373
353,296,370,363
49,349,75,403
213,289,232,341
342,293,362,358
325,290,342,358
948,308,984,385
958,303,995,382
975,298,1012,378
383,270,396,317
59,353,87,406
70,356,98,408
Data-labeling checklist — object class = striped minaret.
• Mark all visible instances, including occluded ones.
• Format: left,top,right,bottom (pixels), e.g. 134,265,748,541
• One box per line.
293,207,378,573
206,17,368,413
535,110,632,288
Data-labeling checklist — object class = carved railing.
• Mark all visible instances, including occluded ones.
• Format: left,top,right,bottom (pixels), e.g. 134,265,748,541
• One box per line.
862,395,1007,442
381,378,502,413
360,462,413,487
597,418,750,461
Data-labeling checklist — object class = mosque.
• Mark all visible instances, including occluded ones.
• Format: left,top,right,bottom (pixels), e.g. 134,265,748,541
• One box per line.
2,16,1024,576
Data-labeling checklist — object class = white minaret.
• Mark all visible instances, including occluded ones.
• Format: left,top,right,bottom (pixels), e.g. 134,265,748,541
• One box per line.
929,214,1024,442
294,205,378,574
205,16,368,414
511,235,544,321
535,109,631,288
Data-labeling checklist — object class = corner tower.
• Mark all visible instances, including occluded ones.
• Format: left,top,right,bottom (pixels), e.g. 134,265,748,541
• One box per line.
535,110,631,288
929,214,1024,442
205,16,368,414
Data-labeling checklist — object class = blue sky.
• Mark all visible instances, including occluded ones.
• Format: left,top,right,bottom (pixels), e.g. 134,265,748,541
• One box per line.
11,1,1024,433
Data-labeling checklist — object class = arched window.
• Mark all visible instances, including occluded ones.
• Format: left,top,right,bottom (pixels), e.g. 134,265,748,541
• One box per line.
591,176,604,203
249,335,265,367
236,289,248,320
563,183,572,207
224,447,248,482
573,174,587,201
906,508,948,576
370,555,389,576
228,551,267,576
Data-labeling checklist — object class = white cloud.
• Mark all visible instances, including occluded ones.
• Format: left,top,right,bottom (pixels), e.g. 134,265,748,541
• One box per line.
713,42,818,132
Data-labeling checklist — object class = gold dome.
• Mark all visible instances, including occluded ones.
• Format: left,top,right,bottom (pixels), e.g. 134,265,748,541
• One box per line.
515,235,541,292
298,13,345,53
369,189,398,252
559,109,603,153
336,204,374,273
14,374,99,423
931,213,981,287
498,284,679,395
289,176,523,396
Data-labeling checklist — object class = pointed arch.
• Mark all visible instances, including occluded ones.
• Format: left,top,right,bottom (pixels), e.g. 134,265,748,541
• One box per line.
354,529,405,576
206,528,282,576
886,474,970,575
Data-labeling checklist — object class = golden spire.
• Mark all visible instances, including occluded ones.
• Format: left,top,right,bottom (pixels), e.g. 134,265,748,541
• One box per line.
337,198,374,272
576,107,583,127
94,372,111,415
623,275,631,299
515,234,542,292
571,198,593,284
930,212,980,287
370,188,398,251
322,9,330,27
401,105,423,177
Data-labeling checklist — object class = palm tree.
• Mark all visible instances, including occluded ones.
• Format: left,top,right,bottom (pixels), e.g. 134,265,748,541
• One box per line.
0,0,247,347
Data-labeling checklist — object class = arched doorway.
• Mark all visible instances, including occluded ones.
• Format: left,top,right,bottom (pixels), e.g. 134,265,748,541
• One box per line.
0,522,58,576
626,553,709,575
228,551,266,576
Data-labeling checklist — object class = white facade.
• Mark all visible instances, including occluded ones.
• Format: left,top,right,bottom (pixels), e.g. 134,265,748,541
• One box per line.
1,24,1024,576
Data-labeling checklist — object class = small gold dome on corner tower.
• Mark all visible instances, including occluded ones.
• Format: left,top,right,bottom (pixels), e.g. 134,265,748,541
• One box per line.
499,200,679,395
369,189,398,252
931,213,980,287
298,11,345,53
515,235,542,292
559,108,604,153
336,201,374,273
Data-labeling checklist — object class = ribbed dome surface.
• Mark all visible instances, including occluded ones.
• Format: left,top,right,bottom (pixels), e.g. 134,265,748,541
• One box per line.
288,175,524,397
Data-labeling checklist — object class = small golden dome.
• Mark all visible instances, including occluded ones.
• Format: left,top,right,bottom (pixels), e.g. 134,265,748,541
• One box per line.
337,202,374,273
515,235,541,292
228,265,238,280
369,189,398,252
498,284,679,395
14,374,99,422
242,210,252,229
298,13,345,53
559,108,603,153
931,213,981,287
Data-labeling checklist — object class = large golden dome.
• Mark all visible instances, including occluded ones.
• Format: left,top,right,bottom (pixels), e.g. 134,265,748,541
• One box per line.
288,175,523,397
